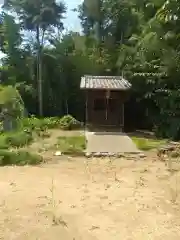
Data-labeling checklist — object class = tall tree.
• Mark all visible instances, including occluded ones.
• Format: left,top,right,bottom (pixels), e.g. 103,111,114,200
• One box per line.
3,0,66,116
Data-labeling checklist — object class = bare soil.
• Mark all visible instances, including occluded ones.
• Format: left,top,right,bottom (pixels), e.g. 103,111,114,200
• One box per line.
1,155,180,240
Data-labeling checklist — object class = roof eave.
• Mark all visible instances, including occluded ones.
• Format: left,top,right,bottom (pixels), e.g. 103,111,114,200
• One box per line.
80,87,131,91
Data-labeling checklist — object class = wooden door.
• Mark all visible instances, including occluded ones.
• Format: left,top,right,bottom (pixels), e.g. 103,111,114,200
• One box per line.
106,98,119,126
93,98,107,125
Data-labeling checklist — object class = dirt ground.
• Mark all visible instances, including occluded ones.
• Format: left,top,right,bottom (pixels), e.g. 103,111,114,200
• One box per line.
1,155,180,240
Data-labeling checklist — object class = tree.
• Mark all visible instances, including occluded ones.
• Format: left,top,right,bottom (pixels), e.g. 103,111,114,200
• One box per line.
3,0,66,116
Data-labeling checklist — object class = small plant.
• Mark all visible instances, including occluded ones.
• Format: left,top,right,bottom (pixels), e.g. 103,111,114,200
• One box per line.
59,115,81,130
50,178,57,224
170,173,179,204
50,178,67,227
0,149,43,166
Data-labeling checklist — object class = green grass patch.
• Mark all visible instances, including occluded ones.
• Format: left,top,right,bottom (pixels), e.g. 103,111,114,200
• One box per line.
55,135,86,155
0,149,43,166
132,137,166,151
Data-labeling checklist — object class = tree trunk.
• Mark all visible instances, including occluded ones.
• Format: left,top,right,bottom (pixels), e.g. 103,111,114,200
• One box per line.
36,26,43,117
95,0,102,62
65,99,69,115
97,0,102,44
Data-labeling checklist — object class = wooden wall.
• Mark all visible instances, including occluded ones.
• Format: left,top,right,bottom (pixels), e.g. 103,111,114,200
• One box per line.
85,90,130,127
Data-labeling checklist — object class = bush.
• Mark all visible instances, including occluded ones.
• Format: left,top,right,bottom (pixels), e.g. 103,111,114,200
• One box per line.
0,135,9,149
0,150,43,166
22,117,47,131
59,115,81,130
21,115,81,132
0,131,33,149
43,117,61,129
6,131,33,147
22,116,61,131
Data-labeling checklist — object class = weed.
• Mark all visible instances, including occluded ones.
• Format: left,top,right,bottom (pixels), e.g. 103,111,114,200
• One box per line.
170,173,179,204
167,156,173,173
59,115,81,130
50,178,57,224
107,157,118,181
50,178,68,227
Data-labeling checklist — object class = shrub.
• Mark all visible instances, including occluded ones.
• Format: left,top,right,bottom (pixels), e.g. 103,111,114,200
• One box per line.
43,117,61,129
0,150,43,166
59,115,81,130
22,117,46,131
5,131,33,147
0,131,33,149
22,116,61,131
22,115,81,131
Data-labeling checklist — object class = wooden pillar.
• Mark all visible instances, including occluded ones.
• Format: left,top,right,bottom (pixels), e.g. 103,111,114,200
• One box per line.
106,90,110,122
85,90,88,128
122,103,124,130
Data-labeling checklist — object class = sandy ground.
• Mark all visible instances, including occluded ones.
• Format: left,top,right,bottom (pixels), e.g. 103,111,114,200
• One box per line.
0,156,180,240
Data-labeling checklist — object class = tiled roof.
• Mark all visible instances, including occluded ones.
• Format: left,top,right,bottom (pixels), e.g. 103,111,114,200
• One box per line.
80,75,131,90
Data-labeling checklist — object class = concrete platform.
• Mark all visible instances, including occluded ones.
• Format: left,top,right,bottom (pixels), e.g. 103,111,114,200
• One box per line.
85,131,140,154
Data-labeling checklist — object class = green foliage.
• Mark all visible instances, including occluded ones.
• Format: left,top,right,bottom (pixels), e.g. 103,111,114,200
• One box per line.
22,115,81,131
22,117,48,131
59,115,81,130
0,149,43,166
3,0,66,32
0,131,33,149
56,136,86,155
6,131,33,147
42,117,62,129
0,135,9,149
0,85,25,119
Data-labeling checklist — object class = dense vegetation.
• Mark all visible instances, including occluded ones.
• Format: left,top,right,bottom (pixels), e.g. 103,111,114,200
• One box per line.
0,0,180,139
0,114,81,165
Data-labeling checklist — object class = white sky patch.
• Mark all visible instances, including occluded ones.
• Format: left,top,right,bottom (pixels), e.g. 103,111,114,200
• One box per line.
63,0,82,31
